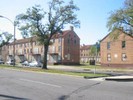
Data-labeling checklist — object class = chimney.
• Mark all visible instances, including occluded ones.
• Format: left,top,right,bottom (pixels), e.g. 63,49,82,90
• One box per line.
70,26,74,31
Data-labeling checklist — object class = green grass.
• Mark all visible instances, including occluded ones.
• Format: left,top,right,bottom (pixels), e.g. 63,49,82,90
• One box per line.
0,64,108,78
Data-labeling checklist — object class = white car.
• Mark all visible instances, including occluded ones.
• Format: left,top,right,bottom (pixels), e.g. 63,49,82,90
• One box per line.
6,60,15,65
29,61,43,67
21,61,29,66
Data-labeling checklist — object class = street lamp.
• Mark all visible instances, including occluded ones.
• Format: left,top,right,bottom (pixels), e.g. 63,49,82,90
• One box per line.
0,15,16,66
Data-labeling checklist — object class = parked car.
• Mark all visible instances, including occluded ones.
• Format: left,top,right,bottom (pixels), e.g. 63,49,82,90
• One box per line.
29,61,43,67
21,61,29,66
6,60,15,65
0,60,4,64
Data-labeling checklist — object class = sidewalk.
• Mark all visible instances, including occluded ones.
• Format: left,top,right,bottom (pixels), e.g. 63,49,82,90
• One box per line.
48,65,133,75
48,65,133,81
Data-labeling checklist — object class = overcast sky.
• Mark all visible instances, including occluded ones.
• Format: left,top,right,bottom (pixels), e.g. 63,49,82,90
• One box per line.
0,0,125,45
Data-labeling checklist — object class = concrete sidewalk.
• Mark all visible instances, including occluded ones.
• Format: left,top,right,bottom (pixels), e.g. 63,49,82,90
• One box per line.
48,65,133,75
48,65,133,81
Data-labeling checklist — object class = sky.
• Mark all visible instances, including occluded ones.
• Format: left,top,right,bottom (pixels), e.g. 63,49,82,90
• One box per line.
0,0,125,45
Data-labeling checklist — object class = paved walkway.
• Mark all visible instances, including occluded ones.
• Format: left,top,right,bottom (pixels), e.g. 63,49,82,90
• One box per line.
48,65,133,81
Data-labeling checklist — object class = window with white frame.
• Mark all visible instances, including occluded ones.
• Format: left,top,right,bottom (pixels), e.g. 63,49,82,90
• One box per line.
122,53,127,61
107,53,111,61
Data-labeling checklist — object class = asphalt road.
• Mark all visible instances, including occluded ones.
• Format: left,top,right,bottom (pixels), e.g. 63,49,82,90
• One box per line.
0,69,133,100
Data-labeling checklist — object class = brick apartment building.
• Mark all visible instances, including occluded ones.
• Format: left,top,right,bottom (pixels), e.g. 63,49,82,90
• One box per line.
80,44,92,63
80,44,101,63
2,26,80,65
100,29,133,67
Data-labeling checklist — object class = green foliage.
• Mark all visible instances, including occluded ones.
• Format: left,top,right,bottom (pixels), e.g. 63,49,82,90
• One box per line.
89,42,100,57
107,0,133,35
0,32,13,47
109,30,121,41
89,46,97,56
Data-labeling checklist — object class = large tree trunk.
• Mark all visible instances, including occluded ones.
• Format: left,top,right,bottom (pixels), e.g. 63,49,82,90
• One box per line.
42,45,49,69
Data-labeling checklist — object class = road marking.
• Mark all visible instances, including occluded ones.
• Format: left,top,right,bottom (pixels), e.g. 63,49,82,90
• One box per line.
19,79,62,88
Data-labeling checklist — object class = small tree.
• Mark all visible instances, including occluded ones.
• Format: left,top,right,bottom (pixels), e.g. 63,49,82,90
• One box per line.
89,42,100,60
16,0,80,69
0,32,13,55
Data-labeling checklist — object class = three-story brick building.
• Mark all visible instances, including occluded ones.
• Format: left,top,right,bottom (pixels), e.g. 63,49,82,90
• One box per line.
2,26,80,65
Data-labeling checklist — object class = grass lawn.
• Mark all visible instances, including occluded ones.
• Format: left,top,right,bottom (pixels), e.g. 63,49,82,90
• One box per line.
0,64,108,78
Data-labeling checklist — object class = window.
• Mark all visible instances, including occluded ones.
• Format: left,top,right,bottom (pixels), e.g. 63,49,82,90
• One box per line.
122,53,127,61
107,53,111,61
107,42,110,50
30,49,32,53
53,39,55,43
20,44,22,47
58,38,61,43
24,49,26,54
52,46,56,52
68,47,70,53
68,38,70,44
16,50,18,54
24,43,26,47
33,42,36,46
122,41,126,48
58,46,61,52
27,49,29,53
41,48,43,52
51,39,55,43
74,40,76,44
27,43,29,47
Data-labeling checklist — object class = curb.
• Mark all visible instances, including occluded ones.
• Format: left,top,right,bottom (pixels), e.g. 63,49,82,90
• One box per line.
105,77,133,82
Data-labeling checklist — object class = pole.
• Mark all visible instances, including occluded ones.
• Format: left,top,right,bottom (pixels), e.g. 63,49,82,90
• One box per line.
13,22,16,66
0,15,16,66
94,42,98,74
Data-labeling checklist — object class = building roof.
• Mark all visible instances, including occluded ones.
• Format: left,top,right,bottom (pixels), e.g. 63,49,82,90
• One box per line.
52,30,73,38
9,27,78,45
101,28,133,42
80,44,92,50
9,36,37,45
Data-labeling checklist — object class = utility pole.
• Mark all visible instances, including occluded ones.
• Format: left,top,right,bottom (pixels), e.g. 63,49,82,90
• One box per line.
0,15,16,66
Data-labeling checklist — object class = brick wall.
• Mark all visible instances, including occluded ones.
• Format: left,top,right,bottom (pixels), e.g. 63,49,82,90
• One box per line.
100,29,133,67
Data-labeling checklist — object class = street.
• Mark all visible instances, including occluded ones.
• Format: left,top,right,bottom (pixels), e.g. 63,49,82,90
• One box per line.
0,69,133,100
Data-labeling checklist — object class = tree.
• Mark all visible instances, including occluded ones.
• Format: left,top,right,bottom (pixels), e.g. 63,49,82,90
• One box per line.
89,42,100,59
107,0,133,35
16,0,80,69
0,32,13,55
